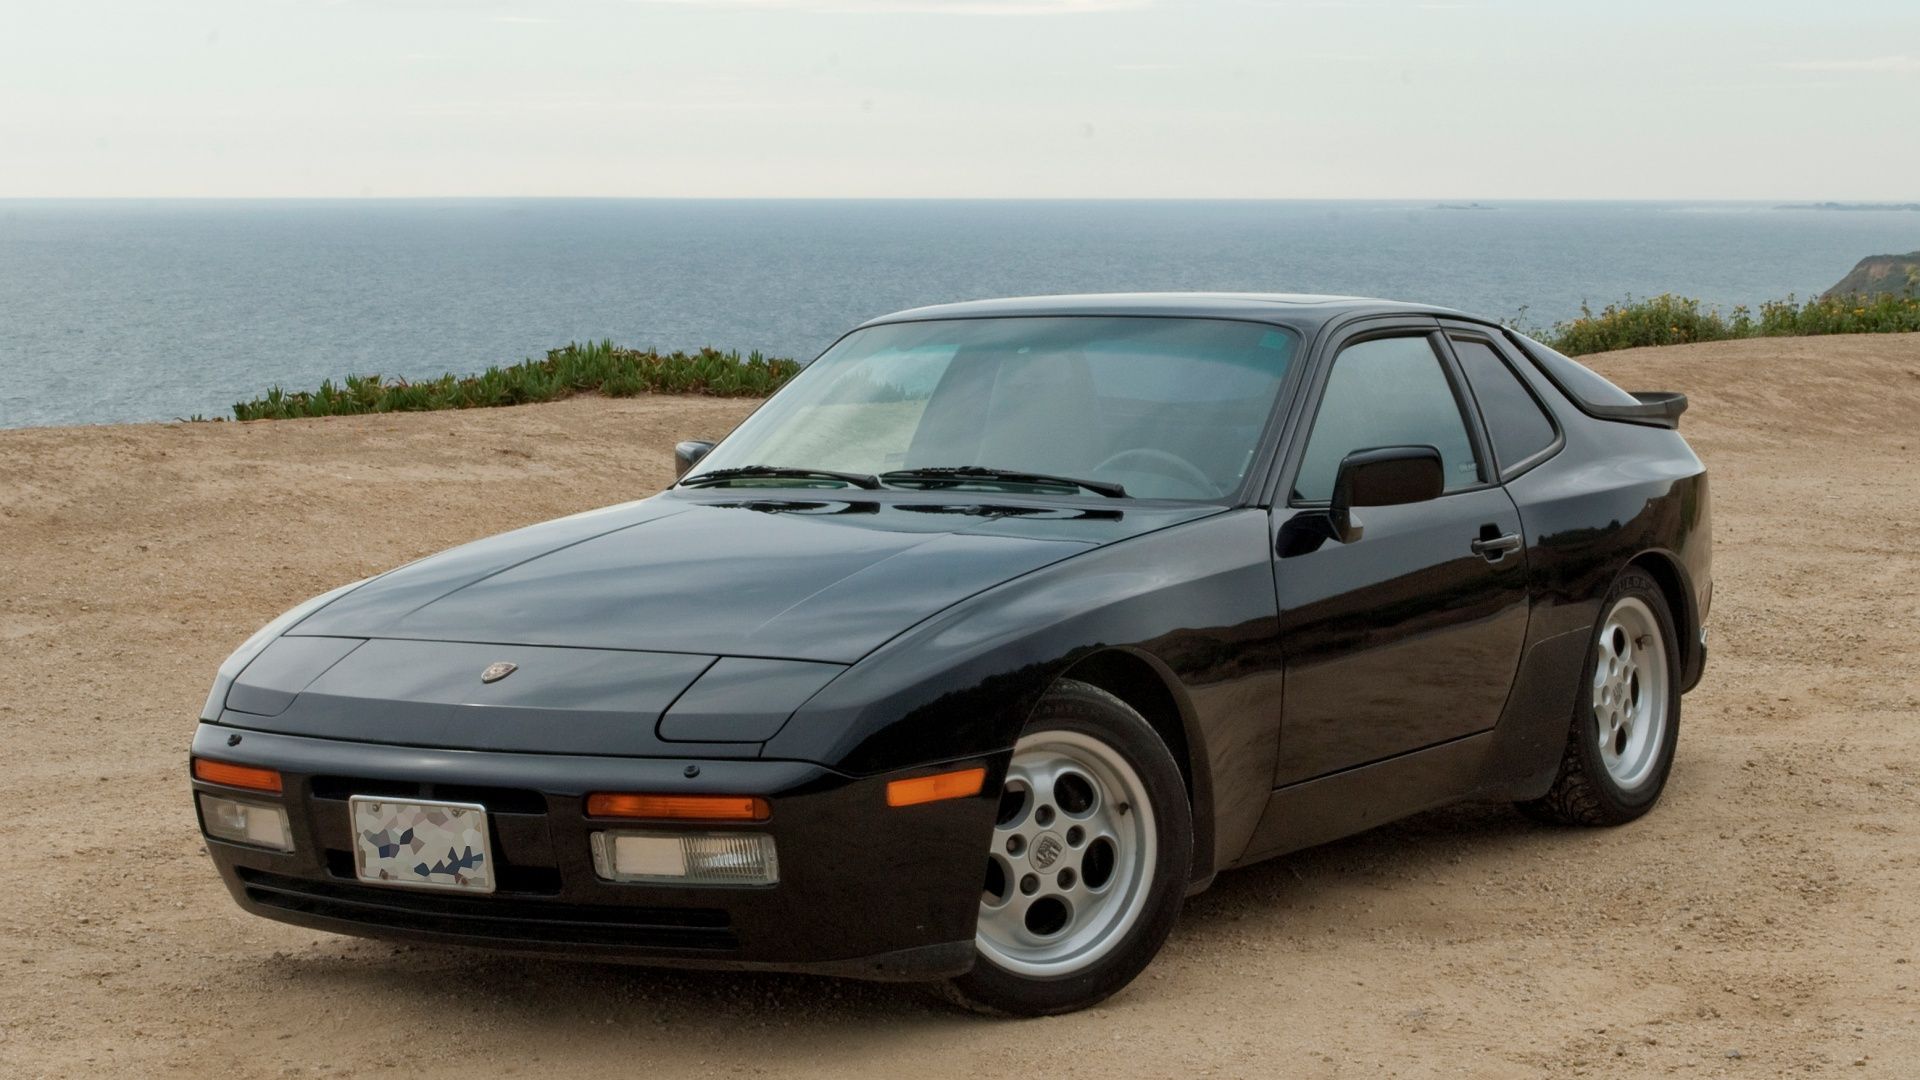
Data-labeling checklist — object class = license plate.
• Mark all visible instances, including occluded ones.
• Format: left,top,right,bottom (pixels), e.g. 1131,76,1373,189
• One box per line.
350,796,495,894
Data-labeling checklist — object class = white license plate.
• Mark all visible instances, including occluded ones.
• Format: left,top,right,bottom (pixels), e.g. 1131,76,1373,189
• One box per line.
350,796,495,894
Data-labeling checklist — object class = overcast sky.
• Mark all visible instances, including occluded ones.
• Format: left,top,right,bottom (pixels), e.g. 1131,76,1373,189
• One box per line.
3,0,1915,199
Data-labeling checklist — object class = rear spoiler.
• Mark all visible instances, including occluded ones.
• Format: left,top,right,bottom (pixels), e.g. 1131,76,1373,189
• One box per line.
1586,391,1688,430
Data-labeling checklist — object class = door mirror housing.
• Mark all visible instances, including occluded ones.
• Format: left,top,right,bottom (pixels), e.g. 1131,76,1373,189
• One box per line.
1328,445,1444,542
675,439,716,479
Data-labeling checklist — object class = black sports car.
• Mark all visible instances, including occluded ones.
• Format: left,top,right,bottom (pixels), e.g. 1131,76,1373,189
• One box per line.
190,294,1709,1015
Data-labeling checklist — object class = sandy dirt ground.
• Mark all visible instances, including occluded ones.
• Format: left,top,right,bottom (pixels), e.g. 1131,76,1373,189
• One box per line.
1,335,1916,1078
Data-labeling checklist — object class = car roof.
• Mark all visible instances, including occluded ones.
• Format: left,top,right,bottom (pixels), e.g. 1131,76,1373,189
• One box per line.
856,292,1496,335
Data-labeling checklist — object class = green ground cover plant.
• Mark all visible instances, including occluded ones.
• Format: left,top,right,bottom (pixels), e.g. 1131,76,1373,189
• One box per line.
231,341,799,421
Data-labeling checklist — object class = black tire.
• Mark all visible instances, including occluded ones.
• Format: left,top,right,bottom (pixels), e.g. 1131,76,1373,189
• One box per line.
1518,567,1682,826
940,679,1193,1017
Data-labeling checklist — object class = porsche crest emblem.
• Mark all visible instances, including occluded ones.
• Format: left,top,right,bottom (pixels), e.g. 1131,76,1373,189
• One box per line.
480,661,518,684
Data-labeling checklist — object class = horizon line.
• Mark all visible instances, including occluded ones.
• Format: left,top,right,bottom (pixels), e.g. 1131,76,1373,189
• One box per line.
1,194,1913,204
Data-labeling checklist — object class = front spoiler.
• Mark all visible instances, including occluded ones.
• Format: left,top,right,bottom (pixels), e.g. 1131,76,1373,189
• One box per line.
1682,623,1708,693
191,724,1002,981
220,877,976,979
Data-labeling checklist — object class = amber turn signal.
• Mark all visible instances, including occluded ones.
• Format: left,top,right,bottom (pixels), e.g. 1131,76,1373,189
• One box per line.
192,758,284,794
585,793,771,822
886,766,987,808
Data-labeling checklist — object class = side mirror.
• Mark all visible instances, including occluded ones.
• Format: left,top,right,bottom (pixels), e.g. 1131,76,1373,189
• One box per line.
675,439,716,480
1327,445,1444,542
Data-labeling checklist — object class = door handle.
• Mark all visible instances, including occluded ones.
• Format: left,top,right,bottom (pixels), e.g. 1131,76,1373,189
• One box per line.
1470,532,1522,561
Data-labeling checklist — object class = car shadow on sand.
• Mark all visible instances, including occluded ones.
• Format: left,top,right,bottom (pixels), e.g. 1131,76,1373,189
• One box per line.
269,800,1562,1028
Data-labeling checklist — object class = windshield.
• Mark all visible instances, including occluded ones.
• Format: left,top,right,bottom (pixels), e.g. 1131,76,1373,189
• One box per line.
686,316,1299,500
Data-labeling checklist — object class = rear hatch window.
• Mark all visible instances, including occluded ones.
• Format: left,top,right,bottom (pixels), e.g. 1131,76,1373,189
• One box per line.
1506,331,1687,429
1507,332,1641,408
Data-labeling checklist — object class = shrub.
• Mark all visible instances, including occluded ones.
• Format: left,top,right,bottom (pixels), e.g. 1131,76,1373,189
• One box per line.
1537,294,1743,356
1537,292,1920,357
1754,292,1920,338
232,341,800,421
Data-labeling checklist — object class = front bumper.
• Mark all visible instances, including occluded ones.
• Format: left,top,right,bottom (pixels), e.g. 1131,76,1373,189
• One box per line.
190,725,1001,981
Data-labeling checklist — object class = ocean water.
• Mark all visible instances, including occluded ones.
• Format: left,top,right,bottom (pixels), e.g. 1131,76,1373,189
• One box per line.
2,199,1916,428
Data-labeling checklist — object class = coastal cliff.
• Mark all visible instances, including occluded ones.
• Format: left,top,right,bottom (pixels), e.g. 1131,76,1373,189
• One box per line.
1823,252,1920,300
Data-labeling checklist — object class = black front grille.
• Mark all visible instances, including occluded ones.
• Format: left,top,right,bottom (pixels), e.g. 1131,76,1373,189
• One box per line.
238,869,737,951
320,848,562,895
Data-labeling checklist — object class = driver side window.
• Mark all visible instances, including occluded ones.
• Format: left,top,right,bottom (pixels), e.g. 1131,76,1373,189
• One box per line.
1293,335,1481,502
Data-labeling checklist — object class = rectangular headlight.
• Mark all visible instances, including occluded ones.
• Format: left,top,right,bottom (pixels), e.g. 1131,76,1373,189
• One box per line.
589,830,778,886
198,793,294,852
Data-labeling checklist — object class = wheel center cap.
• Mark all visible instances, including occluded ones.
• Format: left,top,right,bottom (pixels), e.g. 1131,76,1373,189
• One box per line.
1031,831,1065,871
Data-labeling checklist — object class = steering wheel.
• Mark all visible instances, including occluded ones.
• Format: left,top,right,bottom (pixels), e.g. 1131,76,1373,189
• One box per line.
1091,448,1222,497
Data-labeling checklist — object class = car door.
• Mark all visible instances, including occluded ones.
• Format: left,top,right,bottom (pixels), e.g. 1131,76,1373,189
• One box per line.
1269,321,1531,786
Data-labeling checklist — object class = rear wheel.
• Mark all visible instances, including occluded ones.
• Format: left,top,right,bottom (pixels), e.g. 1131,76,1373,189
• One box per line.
1518,568,1681,826
942,679,1192,1016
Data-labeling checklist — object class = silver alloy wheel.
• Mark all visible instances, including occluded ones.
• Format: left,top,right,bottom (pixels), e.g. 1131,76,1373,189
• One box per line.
1593,596,1670,790
976,729,1157,978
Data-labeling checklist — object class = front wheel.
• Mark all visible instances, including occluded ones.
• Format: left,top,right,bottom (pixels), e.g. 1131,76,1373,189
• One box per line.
941,679,1193,1016
1518,567,1682,826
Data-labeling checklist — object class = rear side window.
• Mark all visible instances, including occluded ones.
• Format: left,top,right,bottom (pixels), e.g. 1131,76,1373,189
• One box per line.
1294,335,1481,502
1452,337,1557,472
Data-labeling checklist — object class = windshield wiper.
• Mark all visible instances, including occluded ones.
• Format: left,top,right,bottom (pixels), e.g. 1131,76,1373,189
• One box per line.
880,466,1127,499
680,465,882,490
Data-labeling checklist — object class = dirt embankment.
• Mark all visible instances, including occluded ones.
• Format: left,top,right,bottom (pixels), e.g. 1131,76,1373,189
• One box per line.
1,335,1916,1078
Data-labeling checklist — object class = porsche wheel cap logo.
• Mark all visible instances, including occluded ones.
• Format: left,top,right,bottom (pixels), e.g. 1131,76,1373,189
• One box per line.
1031,833,1064,871
480,661,518,684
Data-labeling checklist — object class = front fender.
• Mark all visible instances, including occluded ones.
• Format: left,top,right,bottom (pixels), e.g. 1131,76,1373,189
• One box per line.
763,508,1284,872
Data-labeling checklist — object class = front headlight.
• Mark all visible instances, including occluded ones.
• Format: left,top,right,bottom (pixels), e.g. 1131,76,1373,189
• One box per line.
199,579,367,720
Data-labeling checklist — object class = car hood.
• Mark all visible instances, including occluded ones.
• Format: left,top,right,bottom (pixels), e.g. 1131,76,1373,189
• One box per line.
290,492,1220,664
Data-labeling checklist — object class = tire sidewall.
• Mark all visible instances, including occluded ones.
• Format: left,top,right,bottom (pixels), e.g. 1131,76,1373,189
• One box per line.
948,680,1193,1016
1578,570,1683,814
